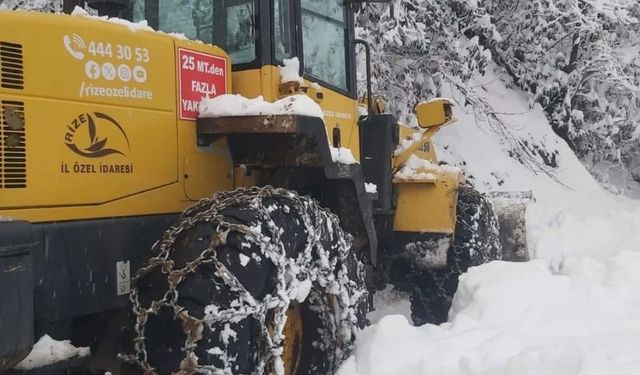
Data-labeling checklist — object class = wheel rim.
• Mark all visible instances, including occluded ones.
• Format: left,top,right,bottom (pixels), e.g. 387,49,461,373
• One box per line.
282,304,303,375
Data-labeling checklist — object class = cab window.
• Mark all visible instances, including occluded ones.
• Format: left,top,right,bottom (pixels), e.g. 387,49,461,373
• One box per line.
273,0,294,63
218,1,256,64
300,0,348,91
130,0,257,65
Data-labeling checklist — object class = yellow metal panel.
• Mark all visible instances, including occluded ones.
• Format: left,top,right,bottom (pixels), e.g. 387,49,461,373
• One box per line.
172,39,233,202
416,99,453,128
230,66,276,101
0,97,178,209
0,12,234,223
394,125,439,171
183,142,233,200
393,171,461,234
1,12,174,111
232,69,263,99
312,80,359,161
2,184,190,223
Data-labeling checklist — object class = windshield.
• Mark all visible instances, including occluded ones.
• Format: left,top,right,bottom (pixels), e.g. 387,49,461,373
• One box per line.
129,0,256,65
300,0,348,91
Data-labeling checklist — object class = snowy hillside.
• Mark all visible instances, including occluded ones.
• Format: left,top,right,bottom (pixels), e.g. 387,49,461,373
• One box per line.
337,64,640,375
357,0,640,190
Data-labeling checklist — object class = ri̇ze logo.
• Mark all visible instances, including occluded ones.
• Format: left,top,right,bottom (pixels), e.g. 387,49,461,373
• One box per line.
64,112,130,158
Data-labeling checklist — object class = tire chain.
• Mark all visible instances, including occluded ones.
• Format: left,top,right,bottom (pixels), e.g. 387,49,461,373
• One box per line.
120,186,367,375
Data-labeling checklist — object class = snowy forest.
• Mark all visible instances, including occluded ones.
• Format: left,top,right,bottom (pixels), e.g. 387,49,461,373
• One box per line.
357,0,640,192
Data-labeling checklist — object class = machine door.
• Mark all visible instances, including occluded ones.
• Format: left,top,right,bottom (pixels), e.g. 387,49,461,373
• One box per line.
281,0,360,156
272,0,356,96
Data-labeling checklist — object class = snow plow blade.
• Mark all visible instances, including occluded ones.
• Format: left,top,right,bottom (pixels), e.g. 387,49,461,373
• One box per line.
488,191,533,262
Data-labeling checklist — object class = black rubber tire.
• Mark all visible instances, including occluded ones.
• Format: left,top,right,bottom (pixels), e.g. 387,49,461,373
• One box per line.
410,183,502,326
123,187,367,375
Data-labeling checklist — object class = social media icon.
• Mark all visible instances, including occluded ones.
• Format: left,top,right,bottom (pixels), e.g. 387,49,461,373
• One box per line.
102,62,116,81
133,65,147,83
118,64,132,82
85,61,100,80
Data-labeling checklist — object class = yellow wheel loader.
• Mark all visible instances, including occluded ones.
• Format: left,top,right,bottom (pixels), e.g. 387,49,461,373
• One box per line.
0,1,528,374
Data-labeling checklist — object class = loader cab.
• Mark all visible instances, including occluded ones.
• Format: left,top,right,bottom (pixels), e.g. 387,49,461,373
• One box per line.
74,0,363,156
78,0,359,98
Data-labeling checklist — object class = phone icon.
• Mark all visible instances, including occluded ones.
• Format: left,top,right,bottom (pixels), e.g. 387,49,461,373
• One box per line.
63,34,86,60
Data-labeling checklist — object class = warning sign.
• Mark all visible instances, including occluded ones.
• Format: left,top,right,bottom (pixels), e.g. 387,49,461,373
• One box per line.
178,48,227,121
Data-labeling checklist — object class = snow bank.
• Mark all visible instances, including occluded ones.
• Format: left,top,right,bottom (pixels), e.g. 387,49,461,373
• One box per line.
199,94,324,119
339,64,640,375
366,285,411,324
340,251,640,375
14,335,90,370
342,216,640,374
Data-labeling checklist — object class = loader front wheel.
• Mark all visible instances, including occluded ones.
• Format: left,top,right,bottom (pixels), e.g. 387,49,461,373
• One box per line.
122,186,367,375
410,183,502,326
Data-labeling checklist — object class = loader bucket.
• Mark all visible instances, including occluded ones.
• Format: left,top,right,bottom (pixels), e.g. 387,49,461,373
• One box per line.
488,191,533,262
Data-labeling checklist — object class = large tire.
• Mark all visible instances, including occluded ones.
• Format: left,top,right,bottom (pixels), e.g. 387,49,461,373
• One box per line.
121,187,367,375
410,183,502,326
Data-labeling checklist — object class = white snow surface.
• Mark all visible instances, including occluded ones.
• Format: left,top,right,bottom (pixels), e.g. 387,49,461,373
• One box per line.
395,155,460,181
365,183,378,194
338,65,640,375
279,57,303,84
330,147,358,165
13,335,90,370
199,94,324,119
366,285,411,325
394,131,423,156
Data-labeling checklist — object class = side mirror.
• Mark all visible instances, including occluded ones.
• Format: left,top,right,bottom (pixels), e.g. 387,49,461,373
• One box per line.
415,99,454,129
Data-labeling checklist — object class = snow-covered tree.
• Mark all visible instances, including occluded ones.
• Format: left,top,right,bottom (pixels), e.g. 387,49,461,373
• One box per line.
358,0,640,186
356,1,494,124
0,0,61,12
479,0,640,182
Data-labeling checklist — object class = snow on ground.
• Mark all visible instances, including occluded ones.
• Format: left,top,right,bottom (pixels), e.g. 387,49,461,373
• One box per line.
366,285,411,324
338,65,640,375
13,335,90,370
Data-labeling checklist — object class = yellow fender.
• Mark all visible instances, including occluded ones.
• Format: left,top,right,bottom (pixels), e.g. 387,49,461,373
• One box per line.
393,165,461,235
392,98,460,235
